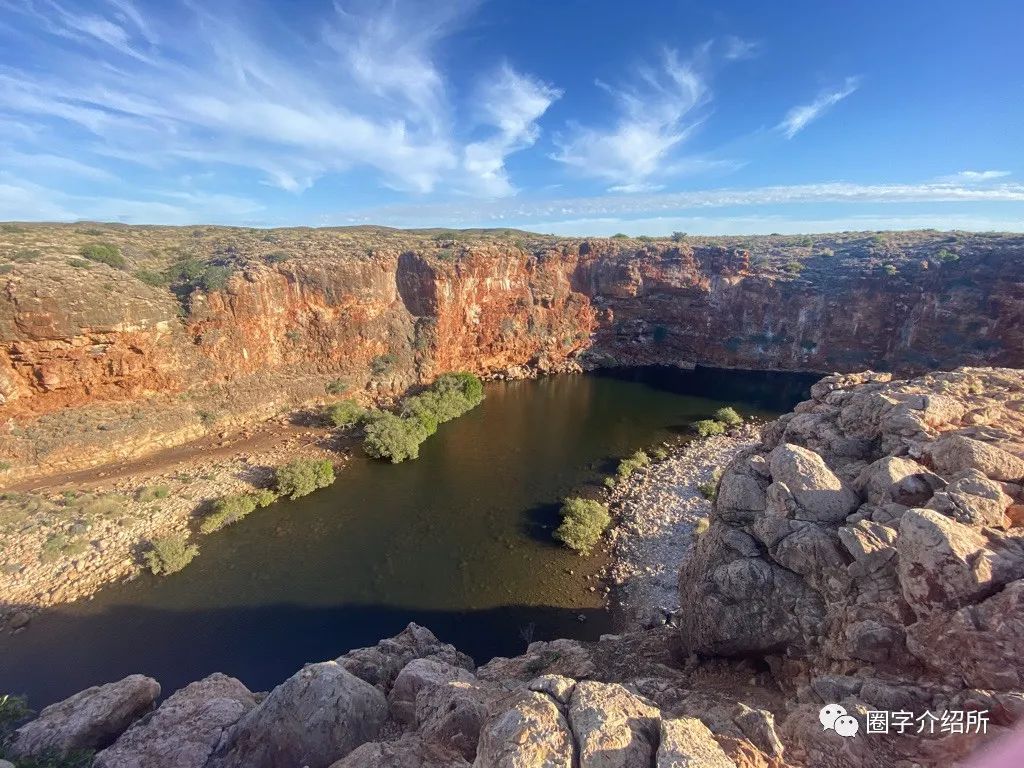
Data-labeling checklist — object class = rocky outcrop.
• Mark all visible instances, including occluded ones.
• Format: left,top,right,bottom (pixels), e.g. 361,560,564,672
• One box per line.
3,228,1023,479
207,661,388,768
680,367,1024,766
10,674,159,758
93,674,255,768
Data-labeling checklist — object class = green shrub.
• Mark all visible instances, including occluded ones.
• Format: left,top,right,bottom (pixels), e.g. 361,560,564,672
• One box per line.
275,458,335,499
143,534,198,575
370,353,398,377
712,407,743,427
135,269,169,287
39,534,88,563
1,692,32,739
554,497,611,554
199,490,275,534
936,248,960,263
12,748,97,767
694,419,726,438
671,231,687,242
325,399,365,428
0,264,12,275
781,261,804,274
363,412,428,463
77,494,125,519
610,233,629,239
602,476,617,490
694,518,711,536
616,449,651,480
362,373,484,463
651,447,669,461
882,263,898,276
136,485,170,503
80,243,126,269
325,378,349,395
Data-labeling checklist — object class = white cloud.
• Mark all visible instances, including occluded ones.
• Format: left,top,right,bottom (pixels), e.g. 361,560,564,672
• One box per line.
0,0,553,198
552,46,714,190
936,170,1012,183
778,77,860,138
723,35,759,60
337,180,1024,228
0,149,116,181
462,65,561,196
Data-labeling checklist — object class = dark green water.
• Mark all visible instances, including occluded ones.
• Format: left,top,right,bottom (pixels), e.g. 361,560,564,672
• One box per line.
0,367,817,707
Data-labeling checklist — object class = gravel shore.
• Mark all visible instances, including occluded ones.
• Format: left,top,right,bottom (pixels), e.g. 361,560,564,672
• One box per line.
605,424,761,630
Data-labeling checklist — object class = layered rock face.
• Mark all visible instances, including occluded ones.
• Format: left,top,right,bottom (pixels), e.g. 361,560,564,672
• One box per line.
680,367,1024,766
3,229,1021,421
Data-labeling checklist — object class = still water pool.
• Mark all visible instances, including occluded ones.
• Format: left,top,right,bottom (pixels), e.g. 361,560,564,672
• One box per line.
0,367,818,706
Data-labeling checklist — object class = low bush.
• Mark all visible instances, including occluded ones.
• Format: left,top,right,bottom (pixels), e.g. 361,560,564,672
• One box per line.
275,459,335,499
325,399,365,428
39,534,89,563
143,534,198,575
135,269,169,287
616,449,651,480
363,412,428,463
1,692,32,738
325,378,349,395
698,468,723,500
694,518,711,536
694,419,726,438
136,485,170,503
554,497,611,554
362,373,484,463
651,446,669,461
936,248,960,264
712,406,743,427
80,243,126,269
199,489,277,534
781,261,804,274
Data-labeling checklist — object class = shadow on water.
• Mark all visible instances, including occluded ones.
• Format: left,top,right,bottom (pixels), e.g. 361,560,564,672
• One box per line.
0,602,610,707
0,367,820,708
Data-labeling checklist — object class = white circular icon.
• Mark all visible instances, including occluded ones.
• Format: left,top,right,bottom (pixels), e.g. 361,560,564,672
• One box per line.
834,715,859,737
819,703,847,730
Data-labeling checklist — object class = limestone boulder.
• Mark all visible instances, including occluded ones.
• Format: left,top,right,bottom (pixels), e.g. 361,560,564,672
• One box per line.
767,444,859,523
474,690,574,768
567,681,661,768
10,674,159,758
656,717,736,768
330,734,470,768
338,623,474,693
94,674,254,768
208,661,387,768
388,658,478,725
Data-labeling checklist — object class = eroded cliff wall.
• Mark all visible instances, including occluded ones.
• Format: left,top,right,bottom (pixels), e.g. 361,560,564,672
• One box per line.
1,226,1022,475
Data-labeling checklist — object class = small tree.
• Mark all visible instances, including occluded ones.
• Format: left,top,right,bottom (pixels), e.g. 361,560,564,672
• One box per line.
554,497,611,554
362,413,426,463
144,534,198,575
80,243,126,269
325,400,365,428
275,459,335,499
199,490,276,534
712,407,743,427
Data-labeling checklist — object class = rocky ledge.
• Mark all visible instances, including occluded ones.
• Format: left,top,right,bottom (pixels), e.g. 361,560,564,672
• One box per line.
5,367,1023,767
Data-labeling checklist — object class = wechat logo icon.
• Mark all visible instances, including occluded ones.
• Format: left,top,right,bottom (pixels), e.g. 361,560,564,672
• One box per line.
820,704,859,738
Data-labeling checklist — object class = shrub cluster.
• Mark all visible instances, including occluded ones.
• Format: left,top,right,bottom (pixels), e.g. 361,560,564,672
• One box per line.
200,489,277,534
712,406,743,427
554,497,611,554
616,449,651,481
80,243,126,269
694,419,726,438
325,399,365,428
144,534,198,576
275,458,335,500
363,373,484,463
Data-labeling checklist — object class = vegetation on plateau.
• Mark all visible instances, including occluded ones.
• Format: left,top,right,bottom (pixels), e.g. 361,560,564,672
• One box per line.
362,372,484,463
143,534,198,576
275,459,335,500
554,497,611,554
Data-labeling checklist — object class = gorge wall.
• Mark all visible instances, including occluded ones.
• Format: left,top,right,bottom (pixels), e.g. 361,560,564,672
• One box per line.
2,226,1022,477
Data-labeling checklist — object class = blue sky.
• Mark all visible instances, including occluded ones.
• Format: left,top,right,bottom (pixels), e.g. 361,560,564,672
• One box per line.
1,0,1022,234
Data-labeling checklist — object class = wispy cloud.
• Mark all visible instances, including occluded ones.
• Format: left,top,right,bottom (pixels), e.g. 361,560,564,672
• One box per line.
722,35,759,60
777,76,860,138
936,169,1012,184
551,45,718,191
339,180,1024,228
0,0,554,199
